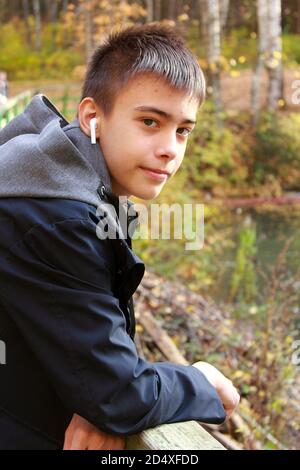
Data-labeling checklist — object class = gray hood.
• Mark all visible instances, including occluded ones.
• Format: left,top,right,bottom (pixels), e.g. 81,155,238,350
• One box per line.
0,94,118,208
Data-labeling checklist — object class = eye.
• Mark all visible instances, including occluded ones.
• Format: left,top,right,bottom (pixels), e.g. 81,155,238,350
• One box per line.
143,118,158,128
177,127,192,137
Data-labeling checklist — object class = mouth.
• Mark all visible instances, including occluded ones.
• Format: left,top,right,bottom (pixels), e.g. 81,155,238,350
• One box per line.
139,166,171,182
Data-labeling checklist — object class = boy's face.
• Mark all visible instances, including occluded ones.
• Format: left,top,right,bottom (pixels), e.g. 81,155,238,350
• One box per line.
84,73,199,200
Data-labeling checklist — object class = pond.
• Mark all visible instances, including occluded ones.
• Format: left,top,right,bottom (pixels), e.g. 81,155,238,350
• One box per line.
134,204,300,323
207,206,300,309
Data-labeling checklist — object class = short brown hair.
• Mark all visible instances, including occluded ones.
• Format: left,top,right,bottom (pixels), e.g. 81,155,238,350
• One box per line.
81,23,206,116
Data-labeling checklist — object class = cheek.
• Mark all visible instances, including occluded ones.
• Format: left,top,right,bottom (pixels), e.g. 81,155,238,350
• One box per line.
175,152,185,170
110,126,139,156
99,139,120,174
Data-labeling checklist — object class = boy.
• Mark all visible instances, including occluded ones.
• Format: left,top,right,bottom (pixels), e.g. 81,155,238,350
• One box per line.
0,24,239,450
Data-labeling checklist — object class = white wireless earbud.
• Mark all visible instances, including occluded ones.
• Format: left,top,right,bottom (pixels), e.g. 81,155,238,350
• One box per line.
90,117,98,144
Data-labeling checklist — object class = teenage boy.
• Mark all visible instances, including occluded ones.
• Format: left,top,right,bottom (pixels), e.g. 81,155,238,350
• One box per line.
0,24,239,450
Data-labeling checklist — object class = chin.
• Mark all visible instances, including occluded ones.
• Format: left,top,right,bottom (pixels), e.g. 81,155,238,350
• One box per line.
132,186,163,200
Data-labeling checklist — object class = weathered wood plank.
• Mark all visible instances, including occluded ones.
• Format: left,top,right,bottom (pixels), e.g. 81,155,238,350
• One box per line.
126,421,225,450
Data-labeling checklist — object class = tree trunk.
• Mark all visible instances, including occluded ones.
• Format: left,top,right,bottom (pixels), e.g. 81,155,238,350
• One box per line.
50,1,58,24
154,0,162,21
167,0,176,20
22,0,32,47
62,0,69,13
146,0,154,22
61,0,69,47
161,0,169,20
219,0,230,33
84,0,94,62
0,0,5,25
297,0,300,34
251,0,269,123
50,0,59,51
267,0,283,110
32,0,42,51
199,0,208,40
200,0,223,119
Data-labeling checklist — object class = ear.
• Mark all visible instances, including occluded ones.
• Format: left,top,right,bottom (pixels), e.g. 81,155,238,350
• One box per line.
78,97,101,139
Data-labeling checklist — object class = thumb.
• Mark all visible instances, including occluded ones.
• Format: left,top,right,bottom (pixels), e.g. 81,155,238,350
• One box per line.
63,418,76,450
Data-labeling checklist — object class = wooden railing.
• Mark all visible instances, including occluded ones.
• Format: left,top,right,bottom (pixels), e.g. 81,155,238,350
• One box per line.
126,421,225,450
0,90,36,129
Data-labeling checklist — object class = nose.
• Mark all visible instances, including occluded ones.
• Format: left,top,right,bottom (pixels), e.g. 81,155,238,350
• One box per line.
154,132,177,160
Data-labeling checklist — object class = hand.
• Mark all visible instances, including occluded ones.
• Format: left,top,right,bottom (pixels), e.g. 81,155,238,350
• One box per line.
63,414,126,450
192,361,240,420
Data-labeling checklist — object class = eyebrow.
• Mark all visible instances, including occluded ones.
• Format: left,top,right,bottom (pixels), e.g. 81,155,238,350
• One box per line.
134,105,197,125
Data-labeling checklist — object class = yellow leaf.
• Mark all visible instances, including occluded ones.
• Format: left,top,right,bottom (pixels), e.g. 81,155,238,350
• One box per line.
233,370,244,379
136,325,144,334
285,335,294,345
186,305,195,313
266,351,275,366
172,335,181,346
177,13,189,22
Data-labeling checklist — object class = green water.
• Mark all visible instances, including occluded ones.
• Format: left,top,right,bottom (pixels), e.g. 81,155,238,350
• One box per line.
135,205,300,321
205,207,300,322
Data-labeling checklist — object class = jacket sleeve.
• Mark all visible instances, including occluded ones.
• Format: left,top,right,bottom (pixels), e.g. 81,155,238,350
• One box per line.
4,217,225,435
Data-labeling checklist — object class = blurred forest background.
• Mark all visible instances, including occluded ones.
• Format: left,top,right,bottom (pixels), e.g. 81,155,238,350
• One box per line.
0,0,300,450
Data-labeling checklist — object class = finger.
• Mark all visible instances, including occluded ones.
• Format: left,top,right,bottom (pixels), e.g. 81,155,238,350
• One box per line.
67,431,88,450
222,382,240,407
86,436,106,450
63,415,78,450
86,436,126,451
109,437,126,450
63,429,75,450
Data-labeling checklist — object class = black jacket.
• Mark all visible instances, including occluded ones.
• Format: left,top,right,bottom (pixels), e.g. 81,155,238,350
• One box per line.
0,95,225,449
